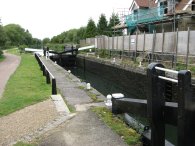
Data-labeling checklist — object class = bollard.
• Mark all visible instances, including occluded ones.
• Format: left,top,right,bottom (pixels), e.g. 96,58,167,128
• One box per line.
105,94,112,106
46,70,50,84
42,65,46,76
86,83,91,90
52,78,57,95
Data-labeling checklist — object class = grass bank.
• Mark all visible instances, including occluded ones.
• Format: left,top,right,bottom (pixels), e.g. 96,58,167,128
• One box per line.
0,55,5,62
92,107,141,146
0,49,51,117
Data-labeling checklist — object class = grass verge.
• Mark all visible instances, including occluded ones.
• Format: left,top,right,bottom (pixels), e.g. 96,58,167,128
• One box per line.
92,107,141,146
0,55,5,62
0,52,51,117
5,48,20,55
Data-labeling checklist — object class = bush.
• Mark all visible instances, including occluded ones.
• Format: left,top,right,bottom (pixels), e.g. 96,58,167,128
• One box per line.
0,49,3,56
19,44,28,53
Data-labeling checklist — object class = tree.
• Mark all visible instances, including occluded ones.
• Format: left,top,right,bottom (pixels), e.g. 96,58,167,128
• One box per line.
85,18,97,38
4,24,33,47
42,37,50,46
108,13,122,36
97,14,108,36
0,24,6,50
76,27,86,43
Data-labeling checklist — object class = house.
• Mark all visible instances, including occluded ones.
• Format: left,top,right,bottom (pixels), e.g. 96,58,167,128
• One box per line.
116,0,195,34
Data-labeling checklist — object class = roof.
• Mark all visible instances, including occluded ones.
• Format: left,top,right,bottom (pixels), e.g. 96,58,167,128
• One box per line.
176,0,195,11
135,0,157,8
129,0,158,12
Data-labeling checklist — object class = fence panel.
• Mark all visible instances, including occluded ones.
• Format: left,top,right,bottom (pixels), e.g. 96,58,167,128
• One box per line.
164,32,175,53
145,33,153,52
154,32,163,52
177,31,188,55
137,34,145,51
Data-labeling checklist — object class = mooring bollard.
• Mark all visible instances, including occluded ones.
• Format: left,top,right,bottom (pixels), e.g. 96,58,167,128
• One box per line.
86,83,91,90
105,94,112,106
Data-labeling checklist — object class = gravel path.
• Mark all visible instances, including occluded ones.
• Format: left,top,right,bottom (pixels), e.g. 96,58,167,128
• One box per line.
0,99,59,146
0,53,21,98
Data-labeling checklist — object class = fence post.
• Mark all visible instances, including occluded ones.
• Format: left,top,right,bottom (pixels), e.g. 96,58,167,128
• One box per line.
135,31,138,63
122,35,125,58
151,30,156,62
42,65,46,76
52,78,57,95
117,35,119,50
162,29,165,53
129,34,131,58
186,27,190,69
177,70,195,146
147,63,165,146
46,70,50,84
174,28,179,69
143,31,146,60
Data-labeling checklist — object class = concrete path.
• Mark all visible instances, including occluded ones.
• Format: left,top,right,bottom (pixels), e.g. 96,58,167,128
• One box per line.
39,110,128,146
37,57,128,146
0,53,21,98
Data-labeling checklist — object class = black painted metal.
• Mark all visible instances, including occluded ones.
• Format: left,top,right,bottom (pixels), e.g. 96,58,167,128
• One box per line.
177,70,195,146
112,98,178,126
35,53,57,95
112,62,195,146
46,70,50,84
42,65,45,76
147,63,165,146
52,78,57,95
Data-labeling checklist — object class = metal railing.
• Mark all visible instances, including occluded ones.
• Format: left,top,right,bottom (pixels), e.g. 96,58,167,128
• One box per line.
112,62,195,146
35,53,57,95
125,6,165,27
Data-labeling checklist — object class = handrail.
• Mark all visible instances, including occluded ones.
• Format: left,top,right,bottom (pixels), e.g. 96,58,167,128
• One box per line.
155,66,178,83
155,66,178,74
35,53,57,95
42,61,55,79
36,53,55,79
158,75,178,83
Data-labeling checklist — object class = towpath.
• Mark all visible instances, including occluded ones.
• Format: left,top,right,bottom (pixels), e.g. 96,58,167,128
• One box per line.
36,57,128,146
0,53,62,146
0,53,21,98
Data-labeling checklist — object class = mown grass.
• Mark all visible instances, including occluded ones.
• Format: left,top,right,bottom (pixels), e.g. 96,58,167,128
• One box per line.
5,48,20,55
0,51,51,117
92,107,141,146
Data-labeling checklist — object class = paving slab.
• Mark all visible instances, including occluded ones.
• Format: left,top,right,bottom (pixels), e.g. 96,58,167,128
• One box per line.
37,57,128,146
39,110,128,146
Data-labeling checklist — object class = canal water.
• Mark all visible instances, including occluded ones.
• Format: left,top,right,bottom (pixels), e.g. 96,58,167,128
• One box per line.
67,66,177,145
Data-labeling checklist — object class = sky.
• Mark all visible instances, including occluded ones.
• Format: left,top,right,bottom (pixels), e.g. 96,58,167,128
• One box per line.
0,0,132,40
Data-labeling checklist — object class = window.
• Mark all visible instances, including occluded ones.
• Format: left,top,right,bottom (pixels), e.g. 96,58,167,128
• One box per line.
192,2,195,11
160,1,168,14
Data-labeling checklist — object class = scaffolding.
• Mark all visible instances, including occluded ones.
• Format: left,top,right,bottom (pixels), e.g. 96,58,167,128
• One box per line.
125,6,166,27
115,1,195,34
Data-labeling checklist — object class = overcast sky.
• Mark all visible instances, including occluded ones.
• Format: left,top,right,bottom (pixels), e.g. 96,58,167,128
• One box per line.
0,0,132,39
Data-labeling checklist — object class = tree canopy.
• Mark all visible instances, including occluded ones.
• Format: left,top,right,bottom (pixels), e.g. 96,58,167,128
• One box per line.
97,14,108,36
85,18,97,38
108,13,122,36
